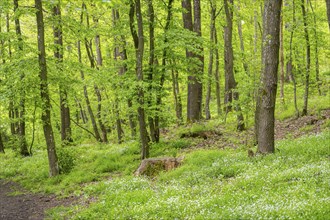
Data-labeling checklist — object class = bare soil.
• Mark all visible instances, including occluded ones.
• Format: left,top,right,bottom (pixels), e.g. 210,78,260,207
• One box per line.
0,180,75,220
0,109,329,220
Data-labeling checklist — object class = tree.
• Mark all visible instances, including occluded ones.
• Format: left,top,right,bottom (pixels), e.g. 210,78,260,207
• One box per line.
224,0,245,131
256,0,282,154
35,0,59,176
130,0,150,159
0,132,4,153
301,0,311,116
182,0,204,122
52,0,73,145
13,0,29,156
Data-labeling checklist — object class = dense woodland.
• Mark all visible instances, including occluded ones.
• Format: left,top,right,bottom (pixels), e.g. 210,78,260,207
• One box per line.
0,0,329,218
0,0,329,175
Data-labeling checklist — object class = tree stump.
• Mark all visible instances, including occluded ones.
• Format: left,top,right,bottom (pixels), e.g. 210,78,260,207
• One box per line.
134,156,184,176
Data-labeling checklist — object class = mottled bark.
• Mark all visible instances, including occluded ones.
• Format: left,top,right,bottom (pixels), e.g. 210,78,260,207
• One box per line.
0,132,4,153
309,1,321,96
52,2,72,144
35,0,59,176
130,0,150,159
301,0,310,116
112,9,124,144
13,0,29,156
205,3,216,120
182,0,203,122
256,0,282,154
280,6,285,103
214,28,222,116
224,0,245,131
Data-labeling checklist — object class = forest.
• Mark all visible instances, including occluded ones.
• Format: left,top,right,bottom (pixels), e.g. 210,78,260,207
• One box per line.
0,0,329,219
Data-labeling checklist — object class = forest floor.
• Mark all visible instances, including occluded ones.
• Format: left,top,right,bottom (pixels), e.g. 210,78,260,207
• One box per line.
0,109,329,220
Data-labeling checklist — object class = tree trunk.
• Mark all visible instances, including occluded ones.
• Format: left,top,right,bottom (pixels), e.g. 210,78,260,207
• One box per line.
223,0,235,113
35,0,59,176
0,132,4,153
112,9,124,144
130,0,150,159
171,61,183,124
77,40,102,142
309,1,321,96
205,3,216,120
301,0,310,116
13,0,29,156
280,5,285,104
256,0,282,154
146,0,157,143
52,2,73,145
237,2,249,76
182,0,203,122
288,0,299,117
78,5,102,142
224,0,245,131
214,28,222,116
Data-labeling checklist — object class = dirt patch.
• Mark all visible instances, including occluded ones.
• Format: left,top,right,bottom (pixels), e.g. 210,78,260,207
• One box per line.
0,179,76,220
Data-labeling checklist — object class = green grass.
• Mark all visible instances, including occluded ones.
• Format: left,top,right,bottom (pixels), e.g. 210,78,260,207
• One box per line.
61,131,329,219
2,130,327,219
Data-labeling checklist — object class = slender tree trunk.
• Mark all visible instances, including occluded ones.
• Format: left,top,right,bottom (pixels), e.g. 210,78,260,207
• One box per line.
130,0,150,159
309,1,321,96
78,5,102,142
77,40,102,142
224,0,245,131
0,132,4,153
182,0,203,122
52,2,72,145
171,60,183,124
301,0,310,116
237,2,249,76
205,3,216,120
288,0,300,117
280,5,285,103
35,0,59,176
256,0,282,154
13,0,29,156
214,28,222,116
112,9,124,144
223,0,235,112
146,0,157,143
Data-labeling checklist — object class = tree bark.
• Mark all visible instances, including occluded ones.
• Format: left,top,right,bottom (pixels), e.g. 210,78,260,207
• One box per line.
13,0,29,156
35,0,59,176
280,4,285,103
205,2,216,120
256,0,282,154
130,0,150,159
224,0,245,131
171,61,183,124
182,0,203,122
52,2,73,145
78,4,102,142
309,1,321,96
112,9,124,144
301,0,310,116
214,28,222,116
0,132,4,153
146,0,157,143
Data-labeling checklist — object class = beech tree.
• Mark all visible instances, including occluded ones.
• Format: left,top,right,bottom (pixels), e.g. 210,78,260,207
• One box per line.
256,0,282,154
35,0,59,176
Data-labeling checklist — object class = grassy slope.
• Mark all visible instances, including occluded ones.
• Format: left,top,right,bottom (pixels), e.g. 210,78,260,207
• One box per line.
0,88,329,219
1,130,329,219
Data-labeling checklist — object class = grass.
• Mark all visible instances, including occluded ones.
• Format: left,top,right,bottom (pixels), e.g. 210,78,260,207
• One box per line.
1,129,329,219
